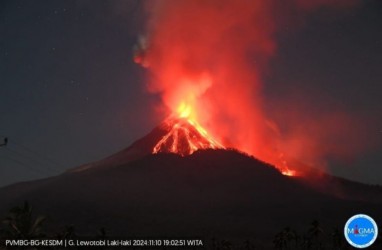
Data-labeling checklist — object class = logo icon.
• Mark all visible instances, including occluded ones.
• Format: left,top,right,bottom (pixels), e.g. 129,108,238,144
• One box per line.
344,214,378,248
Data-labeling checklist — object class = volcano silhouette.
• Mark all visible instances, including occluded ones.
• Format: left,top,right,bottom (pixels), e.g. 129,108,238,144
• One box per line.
69,117,224,172
0,121,381,248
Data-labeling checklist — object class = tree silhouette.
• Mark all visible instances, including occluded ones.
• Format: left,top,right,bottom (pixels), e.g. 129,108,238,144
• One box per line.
1,201,46,239
273,230,286,250
274,227,296,250
241,239,255,250
301,234,312,250
308,220,323,250
221,239,232,250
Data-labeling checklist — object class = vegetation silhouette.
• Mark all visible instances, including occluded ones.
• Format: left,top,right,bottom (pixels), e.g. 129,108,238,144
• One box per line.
1,202,381,250
1,201,45,240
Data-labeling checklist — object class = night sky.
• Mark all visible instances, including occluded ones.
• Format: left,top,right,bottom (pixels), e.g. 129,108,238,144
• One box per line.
1,0,381,187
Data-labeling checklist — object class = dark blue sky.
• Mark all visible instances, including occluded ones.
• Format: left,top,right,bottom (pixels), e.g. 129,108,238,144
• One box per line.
1,0,381,187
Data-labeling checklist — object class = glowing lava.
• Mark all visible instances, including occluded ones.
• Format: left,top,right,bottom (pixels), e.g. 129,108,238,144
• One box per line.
152,103,297,176
136,0,366,179
281,169,297,177
153,104,224,156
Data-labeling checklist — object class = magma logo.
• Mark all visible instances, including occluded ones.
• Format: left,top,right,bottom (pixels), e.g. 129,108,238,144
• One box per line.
344,214,378,248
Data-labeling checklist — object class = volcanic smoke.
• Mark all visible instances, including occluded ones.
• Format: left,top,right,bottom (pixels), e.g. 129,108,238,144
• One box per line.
133,0,368,176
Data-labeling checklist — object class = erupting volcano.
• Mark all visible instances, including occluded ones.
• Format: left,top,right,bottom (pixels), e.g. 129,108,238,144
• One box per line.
152,117,224,156
149,104,296,176
130,0,371,179
132,0,308,177
152,101,224,156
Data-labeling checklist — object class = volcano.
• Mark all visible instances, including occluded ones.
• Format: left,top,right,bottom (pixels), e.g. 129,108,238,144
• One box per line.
0,122,381,249
152,118,224,156
68,117,225,172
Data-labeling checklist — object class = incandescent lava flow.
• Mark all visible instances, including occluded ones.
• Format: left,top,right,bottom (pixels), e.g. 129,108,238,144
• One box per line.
152,104,225,156
134,0,312,177
150,102,296,176
151,113,297,177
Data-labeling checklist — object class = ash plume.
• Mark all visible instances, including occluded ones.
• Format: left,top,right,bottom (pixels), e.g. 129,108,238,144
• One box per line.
134,0,374,174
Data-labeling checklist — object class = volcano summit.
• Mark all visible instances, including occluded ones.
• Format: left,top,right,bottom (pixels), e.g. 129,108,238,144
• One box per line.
0,123,381,249
152,118,224,156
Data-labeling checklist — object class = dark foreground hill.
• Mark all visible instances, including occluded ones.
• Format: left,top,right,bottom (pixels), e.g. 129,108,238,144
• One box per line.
0,149,381,248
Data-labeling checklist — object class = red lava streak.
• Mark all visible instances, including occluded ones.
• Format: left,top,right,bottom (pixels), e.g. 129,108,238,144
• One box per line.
153,118,224,156
135,0,369,178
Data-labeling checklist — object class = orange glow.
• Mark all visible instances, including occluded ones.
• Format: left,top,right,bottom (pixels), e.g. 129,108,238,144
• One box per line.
152,117,224,156
177,102,192,119
137,0,365,178
281,169,297,177
153,100,296,176
143,0,300,176
153,102,224,156
139,0,301,177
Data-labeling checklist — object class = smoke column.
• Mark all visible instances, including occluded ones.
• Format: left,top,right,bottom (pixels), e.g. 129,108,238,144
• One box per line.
138,0,368,174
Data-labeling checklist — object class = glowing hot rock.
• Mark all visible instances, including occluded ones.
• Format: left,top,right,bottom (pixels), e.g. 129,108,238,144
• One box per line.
153,104,225,156
152,103,296,177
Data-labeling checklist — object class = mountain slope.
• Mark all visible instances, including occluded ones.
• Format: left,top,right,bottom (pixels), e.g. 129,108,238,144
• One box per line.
0,149,381,246
69,117,223,172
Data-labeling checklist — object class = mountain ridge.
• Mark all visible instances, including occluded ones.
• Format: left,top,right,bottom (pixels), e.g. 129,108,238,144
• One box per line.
0,136,381,248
